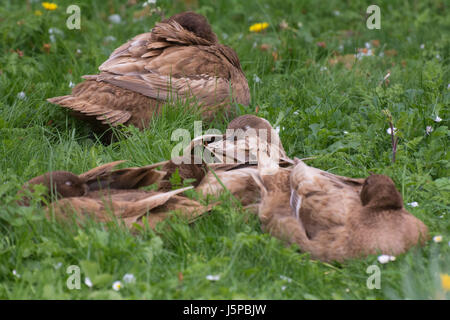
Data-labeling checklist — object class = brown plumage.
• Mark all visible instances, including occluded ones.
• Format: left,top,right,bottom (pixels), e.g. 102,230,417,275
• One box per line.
17,160,166,205
47,11,250,132
46,186,202,230
18,171,88,206
226,114,287,159
193,115,292,204
252,159,429,262
289,158,364,239
20,162,213,231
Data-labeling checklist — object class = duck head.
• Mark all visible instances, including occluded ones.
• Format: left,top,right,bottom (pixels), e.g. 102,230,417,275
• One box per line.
360,174,403,210
167,11,218,43
19,171,88,205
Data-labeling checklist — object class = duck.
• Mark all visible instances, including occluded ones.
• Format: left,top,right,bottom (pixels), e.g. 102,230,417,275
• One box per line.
46,11,250,134
191,115,292,206
289,158,365,239
17,160,169,205
46,185,199,230
251,158,429,262
20,164,213,230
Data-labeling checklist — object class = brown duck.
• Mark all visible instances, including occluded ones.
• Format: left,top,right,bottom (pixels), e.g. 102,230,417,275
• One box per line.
156,114,292,206
20,165,213,230
47,11,250,132
252,159,429,262
17,160,166,205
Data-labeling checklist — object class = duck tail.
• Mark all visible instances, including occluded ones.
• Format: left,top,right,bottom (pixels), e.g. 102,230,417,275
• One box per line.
46,80,132,126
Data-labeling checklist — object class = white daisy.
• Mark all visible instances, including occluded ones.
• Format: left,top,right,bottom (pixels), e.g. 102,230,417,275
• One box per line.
112,280,122,291
123,273,136,284
206,274,220,281
377,254,395,264
279,275,293,283
108,14,122,24
104,36,117,42
433,235,443,243
85,277,93,287
434,115,442,122
386,127,397,135
407,202,419,208
142,0,157,6
48,27,63,36
17,92,26,100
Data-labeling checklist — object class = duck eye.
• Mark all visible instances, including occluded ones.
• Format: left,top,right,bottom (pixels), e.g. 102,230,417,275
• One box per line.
65,181,73,186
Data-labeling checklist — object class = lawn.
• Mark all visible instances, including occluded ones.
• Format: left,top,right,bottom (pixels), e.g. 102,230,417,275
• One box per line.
0,0,449,299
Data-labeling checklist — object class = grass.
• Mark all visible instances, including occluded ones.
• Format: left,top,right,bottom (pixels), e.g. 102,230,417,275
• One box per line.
0,0,449,299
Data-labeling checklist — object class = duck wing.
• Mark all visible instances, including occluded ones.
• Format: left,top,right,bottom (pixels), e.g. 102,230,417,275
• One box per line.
96,20,235,106
289,160,363,239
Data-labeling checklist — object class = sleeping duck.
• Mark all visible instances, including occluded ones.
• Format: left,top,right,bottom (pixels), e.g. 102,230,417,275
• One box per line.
18,162,212,230
47,11,250,133
17,160,166,206
251,158,429,262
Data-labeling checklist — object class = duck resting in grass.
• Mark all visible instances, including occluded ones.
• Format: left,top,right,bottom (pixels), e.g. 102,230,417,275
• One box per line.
251,157,429,262
46,11,250,135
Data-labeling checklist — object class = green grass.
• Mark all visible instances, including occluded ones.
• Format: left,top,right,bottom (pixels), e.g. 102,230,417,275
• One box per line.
0,0,449,299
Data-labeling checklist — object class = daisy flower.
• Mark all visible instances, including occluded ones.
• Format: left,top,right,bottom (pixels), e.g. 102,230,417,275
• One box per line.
206,274,220,281
279,275,293,283
17,92,26,100
104,36,117,42
142,0,157,6
123,273,136,284
112,280,122,291
108,14,122,24
434,115,442,122
407,202,419,208
433,235,443,243
85,277,93,287
377,254,396,264
386,127,397,135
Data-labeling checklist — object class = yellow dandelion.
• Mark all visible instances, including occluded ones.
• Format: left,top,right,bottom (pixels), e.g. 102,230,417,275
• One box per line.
34,10,43,16
249,22,269,33
42,2,58,11
440,274,450,292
